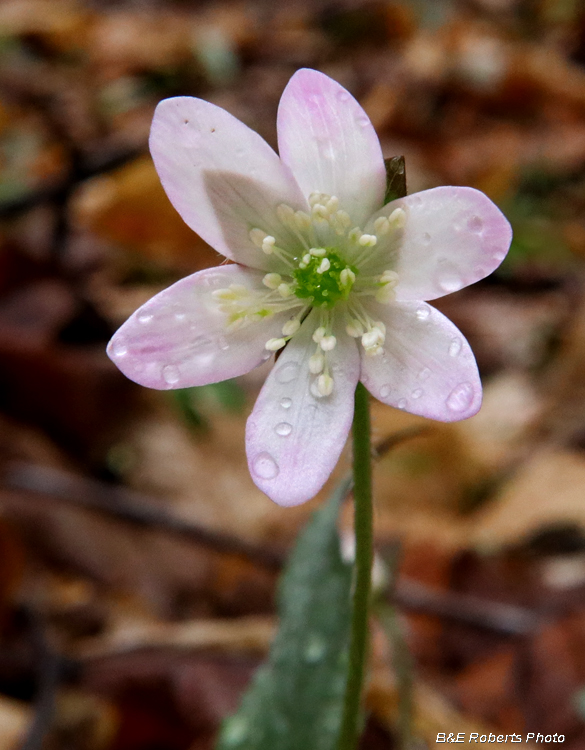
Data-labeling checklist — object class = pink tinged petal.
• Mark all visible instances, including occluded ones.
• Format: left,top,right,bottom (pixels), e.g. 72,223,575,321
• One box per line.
366,186,512,301
246,310,360,507
107,266,292,389
150,97,307,272
277,69,386,227
360,301,482,422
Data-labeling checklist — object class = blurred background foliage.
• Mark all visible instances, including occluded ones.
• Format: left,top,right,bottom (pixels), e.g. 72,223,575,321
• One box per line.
2,0,585,748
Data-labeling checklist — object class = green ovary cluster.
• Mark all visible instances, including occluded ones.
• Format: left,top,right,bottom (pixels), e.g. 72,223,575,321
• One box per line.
293,250,357,308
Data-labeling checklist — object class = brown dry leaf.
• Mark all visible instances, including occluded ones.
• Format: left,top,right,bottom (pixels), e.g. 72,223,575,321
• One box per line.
368,666,504,750
0,0,91,52
472,449,585,548
76,615,274,661
71,157,219,271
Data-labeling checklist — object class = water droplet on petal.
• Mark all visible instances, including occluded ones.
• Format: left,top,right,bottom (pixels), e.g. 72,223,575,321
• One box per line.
421,232,431,244
397,398,407,409
275,362,299,384
252,452,279,480
412,388,423,399
162,365,180,385
218,336,229,351
175,312,186,322
304,634,327,663
280,397,292,409
320,143,335,160
467,215,483,233
112,340,127,357
416,306,430,321
380,384,391,399
418,367,431,381
356,115,369,127
448,338,462,357
138,313,153,325
446,382,474,412
337,91,350,102
438,274,462,293
275,422,292,437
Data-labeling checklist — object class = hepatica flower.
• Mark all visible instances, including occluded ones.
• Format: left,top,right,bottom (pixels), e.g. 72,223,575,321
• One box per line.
107,69,512,507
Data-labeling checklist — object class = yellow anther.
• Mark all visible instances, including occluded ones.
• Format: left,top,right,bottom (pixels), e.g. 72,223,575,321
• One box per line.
312,327,326,343
317,373,334,396
374,216,391,235
278,283,293,298
249,228,267,247
389,207,406,228
358,234,377,247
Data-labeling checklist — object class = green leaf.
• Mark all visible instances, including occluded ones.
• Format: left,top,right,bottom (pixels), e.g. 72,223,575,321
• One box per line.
384,156,407,203
216,479,353,750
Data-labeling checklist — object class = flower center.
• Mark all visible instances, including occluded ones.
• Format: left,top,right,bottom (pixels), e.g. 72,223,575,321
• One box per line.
292,249,357,308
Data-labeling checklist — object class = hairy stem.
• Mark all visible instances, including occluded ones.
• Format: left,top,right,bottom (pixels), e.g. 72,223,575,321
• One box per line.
338,381,374,750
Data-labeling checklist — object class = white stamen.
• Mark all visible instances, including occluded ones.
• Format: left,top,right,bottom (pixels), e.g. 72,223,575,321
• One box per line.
302,253,312,265
312,327,326,343
340,268,355,286
265,338,286,351
277,204,295,224
262,273,281,289
310,247,327,257
389,207,406,228
375,285,396,304
309,191,325,207
346,320,363,337
320,335,337,351
317,373,334,396
380,270,399,286
261,236,276,254
326,196,339,212
358,234,377,247
309,351,325,374
294,211,311,230
365,344,384,357
282,318,301,336
336,210,351,228
374,216,390,235
317,258,331,274
362,330,383,349
348,227,362,243
278,283,293,298
249,228,267,247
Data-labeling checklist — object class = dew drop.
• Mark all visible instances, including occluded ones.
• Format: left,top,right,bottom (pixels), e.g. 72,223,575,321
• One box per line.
438,274,462,293
416,306,430,321
174,312,186,322
162,365,180,385
252,452,279,480
337,91,350,102
410,194,422,206
134,363,144,373
418,367,431,381
275,361,300,384
275,422,292,437
448,338,462,357
218,336,229,351
397,398,407,409
421,232,431,244
280,397,292,409
304,634,327,663
467,215,483,233
112,340,127,357
446,382,474,412
380,384,391,398
138,313,153,325
412,388,423,399
356,116,369,127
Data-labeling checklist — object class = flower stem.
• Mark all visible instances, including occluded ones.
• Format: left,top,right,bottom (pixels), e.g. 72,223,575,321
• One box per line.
338,381,373,750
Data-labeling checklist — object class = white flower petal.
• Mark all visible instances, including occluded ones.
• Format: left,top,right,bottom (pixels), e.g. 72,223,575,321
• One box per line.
246,310,360,506
277,69,386,227
107,266,293,389
363,187,512,299
360,300,482,422
150,97,307,272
